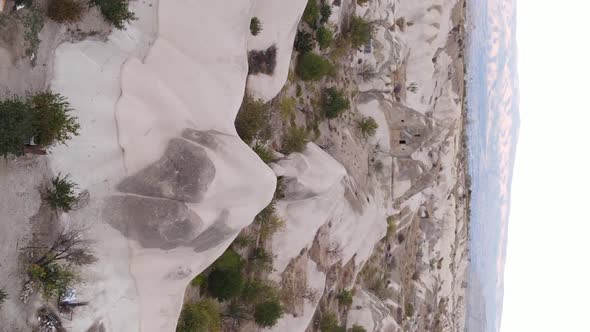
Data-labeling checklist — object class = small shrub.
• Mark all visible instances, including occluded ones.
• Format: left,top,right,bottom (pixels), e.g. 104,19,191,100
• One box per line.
357,0,370,5
250,17,262,36
207,268,243,301
322,87,350,118
320,312,345,332
259,215,285,241
319,2,332,24
294,30,315,54
0,288,7,307
92,0,136,29
235,96,270,144
282,126,309,154
316,26,333,50
302,0,319,28
252,143,274,163
0,97,33,157
190,274,205,287
248,45,277,75
29,92,80,147
176,298,221,332
296,52,334,81
279,96,296,121
45,174,80,212
405,301,414,317
47,0,84,23
213,248,243,271
386,216,396,237
29,263,78,299
296,84,303,97
350,16,373,48
358,117,378,137
337,289,353,307
254,300,283,328
350,325,367,332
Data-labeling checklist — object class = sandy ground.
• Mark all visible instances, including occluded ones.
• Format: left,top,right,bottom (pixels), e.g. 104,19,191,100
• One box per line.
0,157,49,331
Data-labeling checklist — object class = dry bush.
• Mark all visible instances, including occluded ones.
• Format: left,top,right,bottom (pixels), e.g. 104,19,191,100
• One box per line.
248,45,277,75
48,0,85,23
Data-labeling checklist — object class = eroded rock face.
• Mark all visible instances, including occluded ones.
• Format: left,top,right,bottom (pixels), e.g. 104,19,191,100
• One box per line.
118,138,215,203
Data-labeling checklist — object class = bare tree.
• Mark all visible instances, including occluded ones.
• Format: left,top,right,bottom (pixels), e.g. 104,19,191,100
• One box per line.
28,225,96,268
357,63,377,81
326,242,343,261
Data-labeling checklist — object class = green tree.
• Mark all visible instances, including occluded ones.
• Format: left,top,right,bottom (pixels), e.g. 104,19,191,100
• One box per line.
358,117,378,137
337,289,353,307
295,30,315,54
47,0,85,23
29,263,78,299
235,96,270,144
254,300,283,328
258,215,285,241
282,126,309,154
242,279,280,304
0,97,33,157
319,2,332,24
29,92,80,147
45,174,80,212
250,17,262,36
207,268,244,300
350,16,373,48
316,26,333,50
176,298,221,332
320,312,345,332
92,0,136,29
296,52,334,81
322,87,350,118
213,248,243,271
302,0,319,28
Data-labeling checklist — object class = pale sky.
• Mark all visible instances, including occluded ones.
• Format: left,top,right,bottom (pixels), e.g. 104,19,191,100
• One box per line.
501,1,590,331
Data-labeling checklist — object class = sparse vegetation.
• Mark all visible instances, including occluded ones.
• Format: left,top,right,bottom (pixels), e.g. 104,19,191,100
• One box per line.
47,0,85,23
176,299,221,332
279,96,297,122
258,215,285,242
295,30,315,54
296,52,335,81
254,300,283,328
349,16,373,48
249,247,274,273
281,125,309,154
322,87,350,118
18,4,44,58
386,216,397,237
0,288,7,307
337,289,353,307
350,325,367,332
45,174,81,212
92,0,136,29
357,0,370,5
319,2,332,25
316,26,333,50
405,301,414,317
358,117,378,137
250,17,262,36
248,45,277,75
302,0,319,28
253,143,274,163
320,312,345,332
407,82,419,93
235,96,270,144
